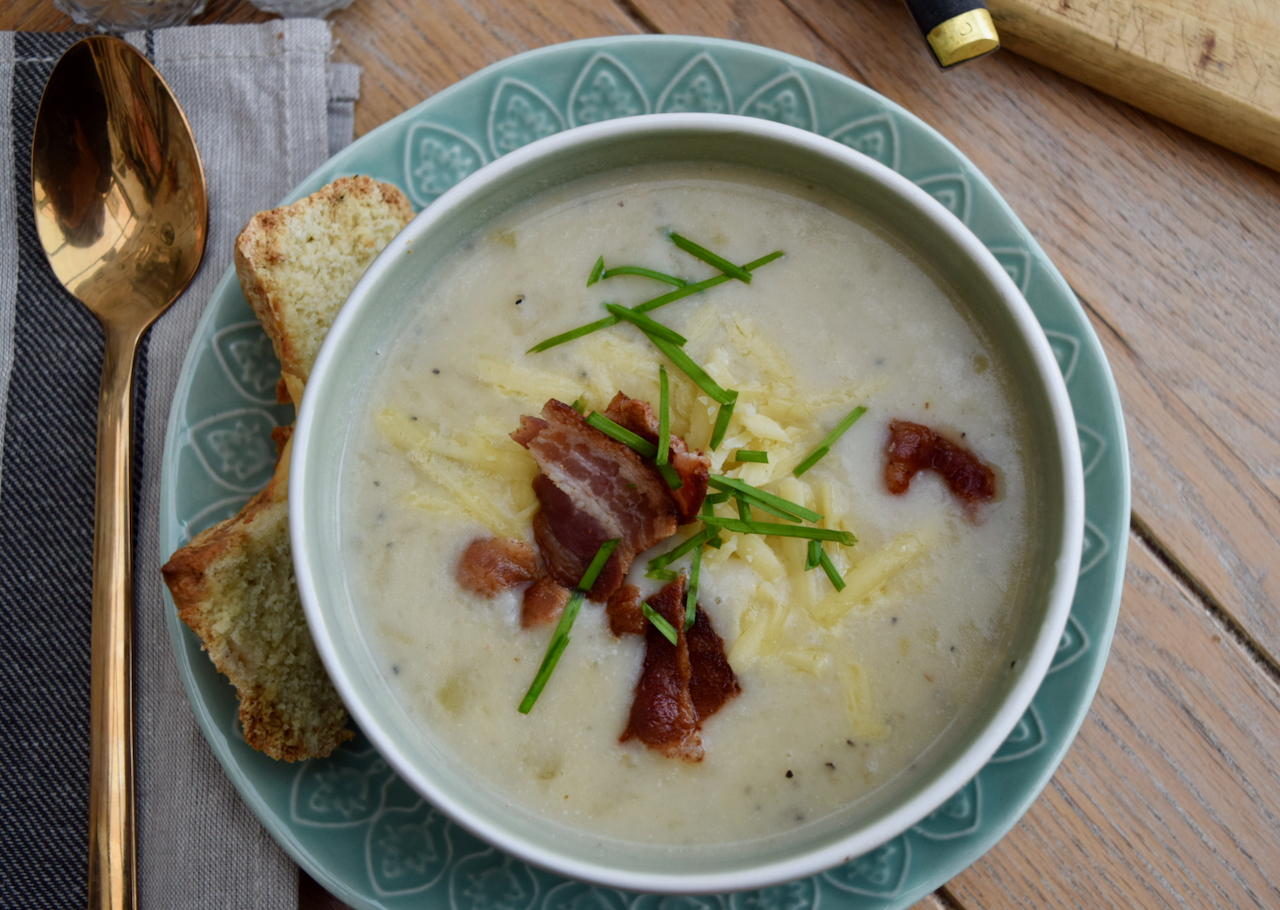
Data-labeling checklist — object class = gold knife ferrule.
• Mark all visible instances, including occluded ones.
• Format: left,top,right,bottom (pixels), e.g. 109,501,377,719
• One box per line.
927,9,1000,68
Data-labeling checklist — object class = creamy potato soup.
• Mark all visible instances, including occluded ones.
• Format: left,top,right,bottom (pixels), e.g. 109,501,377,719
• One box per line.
340,163,1034,846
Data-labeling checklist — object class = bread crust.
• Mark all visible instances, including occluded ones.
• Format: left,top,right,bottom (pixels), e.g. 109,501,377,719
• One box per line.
234,175,414,408
162,432,353,761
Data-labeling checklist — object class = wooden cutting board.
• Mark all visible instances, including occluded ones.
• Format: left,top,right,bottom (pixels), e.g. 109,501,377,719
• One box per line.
988,0,1280,172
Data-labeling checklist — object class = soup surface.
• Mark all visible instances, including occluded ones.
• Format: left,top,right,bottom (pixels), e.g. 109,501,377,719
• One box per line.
340,163,1032,846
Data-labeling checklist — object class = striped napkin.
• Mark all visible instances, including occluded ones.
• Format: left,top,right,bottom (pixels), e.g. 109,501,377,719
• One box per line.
0,21,358,909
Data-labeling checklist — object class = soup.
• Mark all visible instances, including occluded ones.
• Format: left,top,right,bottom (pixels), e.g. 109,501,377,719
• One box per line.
339,162,1034,846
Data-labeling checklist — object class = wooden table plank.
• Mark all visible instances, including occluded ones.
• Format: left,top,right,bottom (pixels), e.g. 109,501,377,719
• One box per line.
988,0,1280,173
946,537,1280,908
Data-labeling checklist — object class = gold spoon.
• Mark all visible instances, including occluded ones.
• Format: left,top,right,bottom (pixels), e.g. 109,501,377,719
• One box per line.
31,35,207,910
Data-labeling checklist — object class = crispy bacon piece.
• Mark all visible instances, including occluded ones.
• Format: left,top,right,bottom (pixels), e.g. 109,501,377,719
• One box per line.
606,584,645,637
885,420,998,514
686,605,742,719
621,576,702,761
621,575,740,761
512,399,680,601
603,392,710,524
521,575,571,628
456,537,538,596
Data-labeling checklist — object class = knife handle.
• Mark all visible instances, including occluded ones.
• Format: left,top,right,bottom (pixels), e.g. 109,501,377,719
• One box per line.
902,0,1000,68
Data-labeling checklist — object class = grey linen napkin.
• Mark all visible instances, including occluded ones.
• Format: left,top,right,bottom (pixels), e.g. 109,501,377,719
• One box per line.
0,20,359,909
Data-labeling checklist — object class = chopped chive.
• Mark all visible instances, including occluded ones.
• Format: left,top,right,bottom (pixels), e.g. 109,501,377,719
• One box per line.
642,601,679,645
587,255,605,286
657,463,683,490
518,629,572,714
700,516,857,545
570,398,586,414
806,539,822,571
579,538,622,590
519,584,588,714
529,251,783,353
746,250,785,270
657,366,671,466
605,303,687,346
645,567,679,582
734,450,769,463
632,275,729,314
669,232,751,283
699,504,723,549
585,411,680,487
734,494,801,523
527,315,616,353
793,406,868,477
632,250,781,316
602,266,687,287
518,538,620,714
648,528,716,571
735,494,753,521
704,491,732,505
707,475,822,523
685,545,702,630
818,550,847,591
641,331,736,405
585,411,658,459
791,445,830,479
708,394,738,450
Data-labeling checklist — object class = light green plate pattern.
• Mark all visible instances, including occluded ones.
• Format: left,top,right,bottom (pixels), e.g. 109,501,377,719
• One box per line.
159,35,1129,910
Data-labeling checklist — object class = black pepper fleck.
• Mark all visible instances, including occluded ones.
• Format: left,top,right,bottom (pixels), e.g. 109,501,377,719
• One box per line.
515,295,525,305
785,770,793,778
891,616,898,624
825,762,836,770
432,369,440,375
950,645,956,652
391,665,400,674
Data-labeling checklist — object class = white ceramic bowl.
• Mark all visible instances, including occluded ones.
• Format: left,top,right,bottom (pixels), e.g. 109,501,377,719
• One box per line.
292,113,1085,894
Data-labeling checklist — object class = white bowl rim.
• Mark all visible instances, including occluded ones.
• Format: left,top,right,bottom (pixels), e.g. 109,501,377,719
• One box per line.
292,112,1086,894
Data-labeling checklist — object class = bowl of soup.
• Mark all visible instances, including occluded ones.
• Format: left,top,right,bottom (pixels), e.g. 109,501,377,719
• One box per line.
291,113,1084,894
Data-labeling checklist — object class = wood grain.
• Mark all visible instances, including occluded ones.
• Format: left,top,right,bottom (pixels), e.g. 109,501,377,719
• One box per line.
946,538,1280,908
988,0,1280,173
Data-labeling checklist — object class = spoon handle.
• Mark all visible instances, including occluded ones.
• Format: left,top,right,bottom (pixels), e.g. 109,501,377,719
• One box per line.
88,324,140,910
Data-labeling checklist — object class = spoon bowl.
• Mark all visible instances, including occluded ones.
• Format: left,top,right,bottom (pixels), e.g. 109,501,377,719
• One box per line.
32,35,207,910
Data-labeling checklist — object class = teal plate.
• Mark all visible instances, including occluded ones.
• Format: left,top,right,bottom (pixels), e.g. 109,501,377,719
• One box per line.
160,35,1129,910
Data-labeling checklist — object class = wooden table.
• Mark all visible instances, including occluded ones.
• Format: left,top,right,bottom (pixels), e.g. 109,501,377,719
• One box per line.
10,0,1280,907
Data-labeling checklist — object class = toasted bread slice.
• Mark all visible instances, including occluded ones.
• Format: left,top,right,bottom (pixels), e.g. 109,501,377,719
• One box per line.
234,175,414,407
163,176,412,761
163,431,352,761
